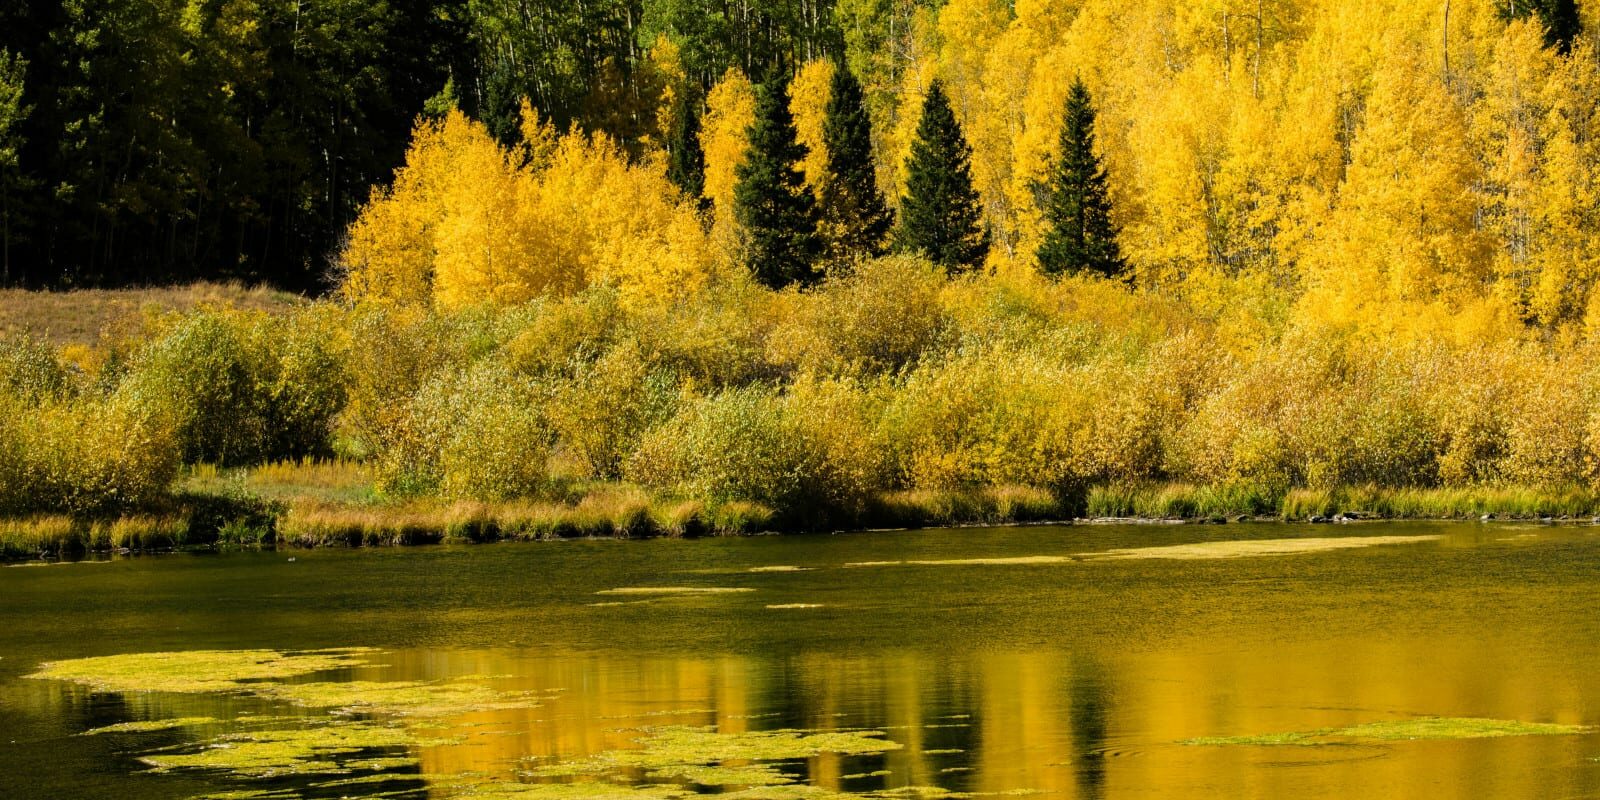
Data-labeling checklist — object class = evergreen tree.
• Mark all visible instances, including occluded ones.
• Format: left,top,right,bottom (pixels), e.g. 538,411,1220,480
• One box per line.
666,84,708,205
734,73,822,288
1499,0,1581,54
895,79,989,272
0,49,27,285
1036,79,1126,280
819,62,893,262
1541,0,1582,54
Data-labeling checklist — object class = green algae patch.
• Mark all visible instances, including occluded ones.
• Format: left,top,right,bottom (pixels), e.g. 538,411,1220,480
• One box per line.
845,556,1072,568
256,680,543,719
29,648,378,694
596,587,756,596
1181,716,1591,746
436,781,693,800
1095,535,1441,561
647,763,798,786
610,725,901,764
140,722,417,778
528,726,902,785
83,717,220,735
716,787,855,800
193,791,303,800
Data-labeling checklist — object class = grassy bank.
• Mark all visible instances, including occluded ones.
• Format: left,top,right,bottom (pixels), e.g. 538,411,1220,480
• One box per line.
1088,482,1600,522
7,461,1599,559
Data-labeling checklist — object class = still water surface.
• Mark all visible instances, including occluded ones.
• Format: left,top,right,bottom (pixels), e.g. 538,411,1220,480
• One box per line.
3,522,1600,799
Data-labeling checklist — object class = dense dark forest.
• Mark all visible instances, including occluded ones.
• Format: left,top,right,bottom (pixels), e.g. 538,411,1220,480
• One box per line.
0,1,891,290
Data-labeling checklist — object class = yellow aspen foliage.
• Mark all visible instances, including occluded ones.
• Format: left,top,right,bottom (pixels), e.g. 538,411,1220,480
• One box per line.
340,109,542,307
1308,48,1487,307
341,105,715,309
701,69,758,234
1123,61,1232,287
789,59,835,193
883,7,943,201
936,0,1021,254
1473,25,1600,326
530,133,719,306
648,35,687,136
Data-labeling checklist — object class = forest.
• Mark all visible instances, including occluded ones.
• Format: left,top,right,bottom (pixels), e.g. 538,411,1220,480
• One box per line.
8,0,1600,551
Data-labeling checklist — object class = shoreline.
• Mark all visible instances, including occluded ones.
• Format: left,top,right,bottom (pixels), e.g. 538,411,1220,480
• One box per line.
5,504,1594,563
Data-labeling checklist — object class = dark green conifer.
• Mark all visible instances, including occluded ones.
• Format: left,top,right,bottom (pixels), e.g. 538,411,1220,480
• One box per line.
733,73,822,288
819,63,893,262
666,84,708,206
1499,0,1581,54
895,79,989,272
1036,79,1126,280
1542,0,1582,54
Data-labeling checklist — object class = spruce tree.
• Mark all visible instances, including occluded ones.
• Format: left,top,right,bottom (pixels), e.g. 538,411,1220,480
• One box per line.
895,79,989,272
1498,0,1581,54
666,84,708,206
1541,0,1581,54
734,73,822,288
819,63,893,262
1036,79,1126,280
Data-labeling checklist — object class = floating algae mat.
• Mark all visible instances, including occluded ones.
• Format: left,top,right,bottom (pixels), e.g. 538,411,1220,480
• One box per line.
255,680,545,719
842,536,1440,569
596,587,756,596
26,648,920,800
526,725,903,779
83,717,222,735
28,648,380,694
1181,717,1592,746
845,556,1074,568
139,722,420,777
1095,535,1443,561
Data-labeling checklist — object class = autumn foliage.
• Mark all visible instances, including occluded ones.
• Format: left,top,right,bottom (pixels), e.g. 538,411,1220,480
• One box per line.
18,1,1600,534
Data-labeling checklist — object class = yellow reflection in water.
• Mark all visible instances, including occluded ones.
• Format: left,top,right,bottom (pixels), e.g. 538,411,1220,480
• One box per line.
19,633,1600,800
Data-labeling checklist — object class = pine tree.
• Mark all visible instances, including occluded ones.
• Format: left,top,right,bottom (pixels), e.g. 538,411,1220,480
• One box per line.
666,83,708,206
0,49,28,285
1499,0,1581,54
734,73,822,288
1036,79,1126,280
896,79,989,272
1541,0,1581,54
819,62,894,262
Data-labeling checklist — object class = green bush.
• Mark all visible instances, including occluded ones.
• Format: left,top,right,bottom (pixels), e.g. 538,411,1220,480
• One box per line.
0,336,75,403
121,310,345,466
770,255,951,376
377,360,555,500
627,386,843,523
7,391,181,516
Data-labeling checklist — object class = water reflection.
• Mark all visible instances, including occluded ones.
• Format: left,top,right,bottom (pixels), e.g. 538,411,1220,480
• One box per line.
8,523,1600,798
15,637,1600,800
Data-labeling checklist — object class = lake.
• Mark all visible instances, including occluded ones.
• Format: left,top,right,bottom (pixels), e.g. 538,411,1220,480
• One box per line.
3,521,1599,799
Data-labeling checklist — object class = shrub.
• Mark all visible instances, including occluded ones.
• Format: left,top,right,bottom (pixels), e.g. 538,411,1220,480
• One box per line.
627,386,841,524
377,360,555,501
8,391,182,517
0,335,75,403
121,310,345,466
769,255,952,376
547,341,679,481
878,341,1100,491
